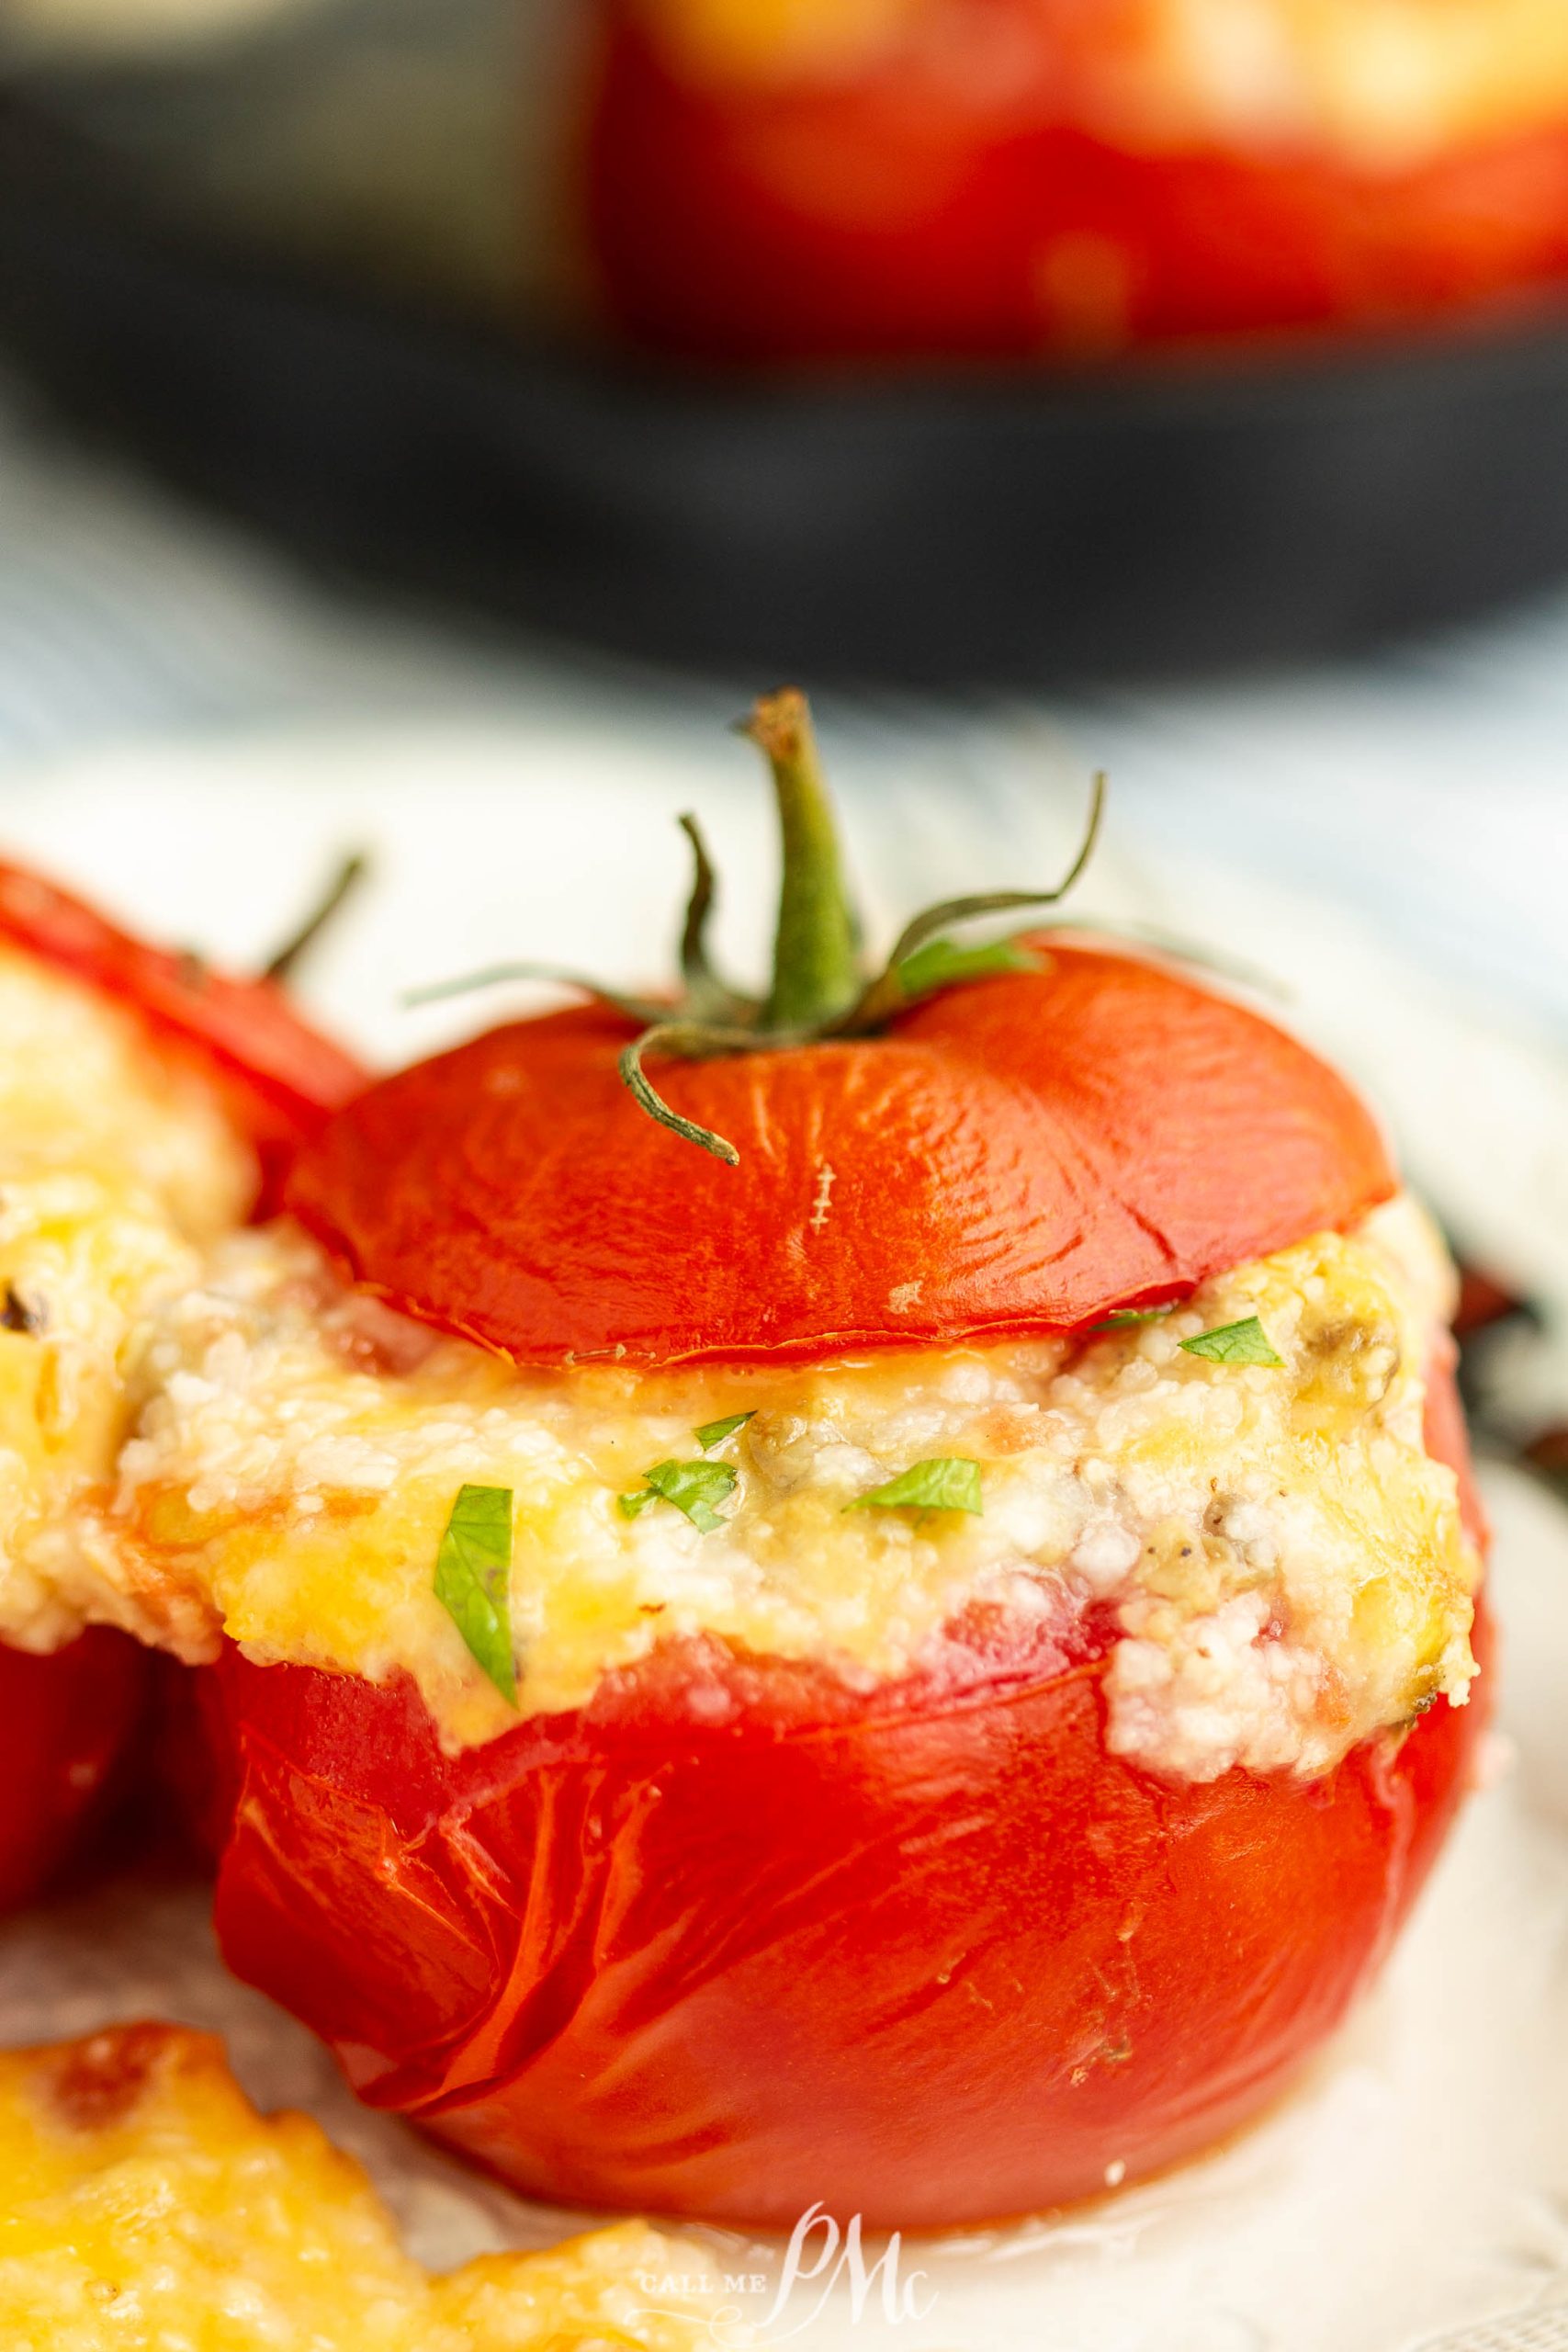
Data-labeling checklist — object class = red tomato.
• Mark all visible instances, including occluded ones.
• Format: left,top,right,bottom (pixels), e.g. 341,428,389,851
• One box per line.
0,861,365,1909
0,1631,149,1912
198,1359,1486,2230
286,943,1393,1366
582,4,1568,363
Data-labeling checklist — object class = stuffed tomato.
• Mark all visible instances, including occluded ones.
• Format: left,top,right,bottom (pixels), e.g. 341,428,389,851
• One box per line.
582,0,1568,364
103,696,1487,2228
0,861,363,1908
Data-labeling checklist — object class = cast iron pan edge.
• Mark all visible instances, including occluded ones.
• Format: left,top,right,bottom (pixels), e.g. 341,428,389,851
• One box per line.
4,93,1568,685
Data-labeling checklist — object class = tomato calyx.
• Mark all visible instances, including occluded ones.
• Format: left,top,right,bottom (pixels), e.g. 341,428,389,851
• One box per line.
412,687,1105,1165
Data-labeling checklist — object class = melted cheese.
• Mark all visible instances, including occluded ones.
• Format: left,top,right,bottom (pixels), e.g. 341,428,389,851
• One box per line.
0,949,254,1654
1107,0,1568,166
0,2023,723,2350
79,1193,1479,1780
642,0,1568,168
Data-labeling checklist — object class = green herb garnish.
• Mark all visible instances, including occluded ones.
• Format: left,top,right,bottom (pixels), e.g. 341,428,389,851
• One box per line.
1179,1316,1283,1368
694,1410,756,1453
1091,1306,1172,1333
434,1484,517,1705
618,1459,739,1532
848,1458,984,1516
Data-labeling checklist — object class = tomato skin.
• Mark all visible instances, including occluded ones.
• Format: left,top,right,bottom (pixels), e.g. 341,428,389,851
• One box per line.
286,944,1393,1369
583,10,1568,364
0,1631,149,1912
0,861,367,1187
199,1363,1484,2231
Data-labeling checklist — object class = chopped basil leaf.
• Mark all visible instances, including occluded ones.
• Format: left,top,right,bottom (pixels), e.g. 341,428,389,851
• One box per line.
849,1457,984,1515
620,1458,738,1534
1091,1306,1172,1333
897,934,1041,1005
434,1484,517,1705
694,1409,756,1453
1179,1315,1283,1368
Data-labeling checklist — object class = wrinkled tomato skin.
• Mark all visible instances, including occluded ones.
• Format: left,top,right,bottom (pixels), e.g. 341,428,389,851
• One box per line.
0,1630,149,1913
202,1361,1488,2232
584,14,1568,365
204,1604,1487,2231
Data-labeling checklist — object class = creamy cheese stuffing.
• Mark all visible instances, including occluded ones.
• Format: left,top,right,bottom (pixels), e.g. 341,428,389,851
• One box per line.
0,947,254,1653
53,1188,1481,1781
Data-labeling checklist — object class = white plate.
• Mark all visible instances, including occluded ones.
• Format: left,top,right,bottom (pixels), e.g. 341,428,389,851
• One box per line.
1,720,1565,2350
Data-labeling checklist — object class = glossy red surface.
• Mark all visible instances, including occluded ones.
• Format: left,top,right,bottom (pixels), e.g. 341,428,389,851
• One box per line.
0,1630,148,1912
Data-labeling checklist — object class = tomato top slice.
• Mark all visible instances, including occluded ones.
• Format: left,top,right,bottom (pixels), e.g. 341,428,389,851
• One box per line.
287,702,1393,1368
286,941,1394,1368
0,861,367,1170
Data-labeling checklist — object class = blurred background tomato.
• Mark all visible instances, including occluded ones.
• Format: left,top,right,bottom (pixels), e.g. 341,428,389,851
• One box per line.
584,0,1568,364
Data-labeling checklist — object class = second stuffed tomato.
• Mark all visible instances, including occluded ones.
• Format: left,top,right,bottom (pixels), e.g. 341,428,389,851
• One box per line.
117,698,1486,2228
0,860,363,1908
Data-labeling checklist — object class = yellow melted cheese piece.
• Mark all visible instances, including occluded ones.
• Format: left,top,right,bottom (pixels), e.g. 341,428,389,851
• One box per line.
637,0,1568,168
87,1193,1479,1780
0,947,254,1655
0,2023,724,2350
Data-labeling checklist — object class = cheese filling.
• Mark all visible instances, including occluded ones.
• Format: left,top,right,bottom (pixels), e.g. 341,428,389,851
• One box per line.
644,0,1568,169
0,947,254,1654
1095,0,1568,167
0,2023,720,2351
61,1191,1480,1781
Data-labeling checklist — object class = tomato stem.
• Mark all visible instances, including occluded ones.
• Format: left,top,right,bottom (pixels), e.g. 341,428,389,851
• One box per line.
393,693,1119,1170
262,853,369,985
744,691,864,1035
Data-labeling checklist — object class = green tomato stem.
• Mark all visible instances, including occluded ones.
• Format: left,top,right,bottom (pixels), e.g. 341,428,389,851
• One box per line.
745,690,863,1035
